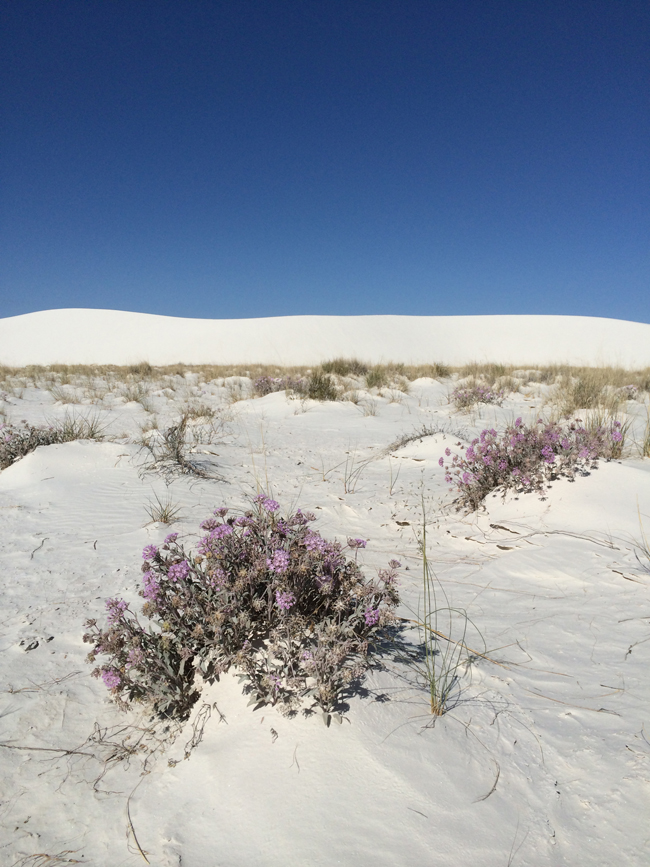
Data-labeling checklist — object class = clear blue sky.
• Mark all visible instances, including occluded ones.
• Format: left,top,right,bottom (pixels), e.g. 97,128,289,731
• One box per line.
1,1,648,322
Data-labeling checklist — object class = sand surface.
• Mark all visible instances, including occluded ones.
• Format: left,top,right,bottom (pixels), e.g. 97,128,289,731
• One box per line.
0,318,649,865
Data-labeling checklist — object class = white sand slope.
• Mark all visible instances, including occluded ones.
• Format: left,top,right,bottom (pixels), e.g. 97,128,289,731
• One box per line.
1,308,650,367
1,333,649,865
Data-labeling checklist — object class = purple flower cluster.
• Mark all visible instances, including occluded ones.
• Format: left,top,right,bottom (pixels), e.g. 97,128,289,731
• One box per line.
451,383,506,410
142,570,160,600
168,560,190,582
254,494,280,513
106,598,128,625
84,498,401,720
364,608,381,626
267,549,290,574
440,417,626,511
101,669,121,690
275,590,296,610
127,647,145,668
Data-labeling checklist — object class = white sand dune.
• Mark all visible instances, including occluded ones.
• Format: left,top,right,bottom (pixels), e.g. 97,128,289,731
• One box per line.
1,316,649,865
1,307,650,367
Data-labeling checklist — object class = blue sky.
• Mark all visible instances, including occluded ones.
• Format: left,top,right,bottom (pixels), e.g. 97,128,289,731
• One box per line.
1,1,648,322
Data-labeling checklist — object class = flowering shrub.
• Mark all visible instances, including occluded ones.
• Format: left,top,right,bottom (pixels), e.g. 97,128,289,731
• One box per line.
0,418,104,470
253,375,307,397
451,382,506,411
84,497,400,721
440,417,624,511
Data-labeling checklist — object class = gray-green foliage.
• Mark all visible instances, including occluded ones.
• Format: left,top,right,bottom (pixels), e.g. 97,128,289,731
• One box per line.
308,370,339,401
0,415,105,470
84,498,400,722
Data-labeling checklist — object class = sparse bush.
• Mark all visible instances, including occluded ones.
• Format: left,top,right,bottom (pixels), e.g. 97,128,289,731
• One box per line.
140,412,222,478
440,417,625,511
253,375,307,397
84,497,400,721
308,371,339,401
450,381,506,411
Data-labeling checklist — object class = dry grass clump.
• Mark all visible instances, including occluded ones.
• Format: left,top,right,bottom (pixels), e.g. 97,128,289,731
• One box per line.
546,366,649,417
321,357,369,376
459,361,513,381
47,384,84,404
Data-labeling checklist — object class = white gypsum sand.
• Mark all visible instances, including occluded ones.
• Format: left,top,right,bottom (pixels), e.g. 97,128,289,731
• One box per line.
0,313,649,866
1,308,650,367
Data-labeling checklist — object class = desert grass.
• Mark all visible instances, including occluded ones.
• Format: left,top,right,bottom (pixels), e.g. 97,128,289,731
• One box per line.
47,384,84,404
2,363,649,415
634,511,650,575
321,357,369,376
183,401,216,420
406,498,484,715
55,411,107,441
637,407,650,458
145,491,183,524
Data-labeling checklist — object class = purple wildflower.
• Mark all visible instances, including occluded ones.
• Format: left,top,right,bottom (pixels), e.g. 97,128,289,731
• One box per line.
364,608,381,627
304,531,327,553
101,669,121,690
142,544,158,560
213,524,233,538
168,560,190,582
142,570,160,600
126,647,145,668
267,550,290,574
275,590,296,611
105,598,127,624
